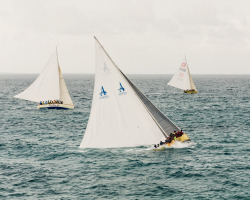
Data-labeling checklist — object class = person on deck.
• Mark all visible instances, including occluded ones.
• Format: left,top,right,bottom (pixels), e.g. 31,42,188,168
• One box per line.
168,134,173,143
173,131,176,140
177,130,182,137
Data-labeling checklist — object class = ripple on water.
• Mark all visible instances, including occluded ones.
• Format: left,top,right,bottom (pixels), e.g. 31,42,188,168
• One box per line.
0,75,249,199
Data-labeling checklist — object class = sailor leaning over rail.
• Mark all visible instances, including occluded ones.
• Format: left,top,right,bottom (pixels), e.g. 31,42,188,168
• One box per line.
154,129,184,148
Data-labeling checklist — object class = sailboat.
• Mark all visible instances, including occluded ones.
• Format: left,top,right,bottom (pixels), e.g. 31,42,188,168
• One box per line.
14,49,74,109
80,37,190,149
168,57,197,94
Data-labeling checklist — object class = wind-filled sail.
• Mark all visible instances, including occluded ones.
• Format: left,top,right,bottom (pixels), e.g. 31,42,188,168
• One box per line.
80,37,179,148
168,57,196,91
14,52,60,102
188,67,197,91
59,67,74,106
15,50,74,108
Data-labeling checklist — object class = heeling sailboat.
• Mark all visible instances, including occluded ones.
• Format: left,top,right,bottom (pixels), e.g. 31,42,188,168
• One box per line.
80,37,190,148
168,57,197,94
14,49,74,109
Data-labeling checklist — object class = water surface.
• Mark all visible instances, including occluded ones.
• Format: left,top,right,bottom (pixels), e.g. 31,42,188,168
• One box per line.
0,74,249,199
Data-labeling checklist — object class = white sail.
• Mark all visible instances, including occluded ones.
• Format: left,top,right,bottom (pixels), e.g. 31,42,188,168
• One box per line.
15,50,74,108
80,37,179,148
59,67,74,106
188,67,197,91
14,52,60,102
168,57,196,91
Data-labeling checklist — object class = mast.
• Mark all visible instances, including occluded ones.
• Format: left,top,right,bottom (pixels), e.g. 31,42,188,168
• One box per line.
56,46,60,68
186,57,196,91
94,36,170,138
56,46,61,99
56,46,61,100
55,47,74,106
185,56,192,90
94,36,120,71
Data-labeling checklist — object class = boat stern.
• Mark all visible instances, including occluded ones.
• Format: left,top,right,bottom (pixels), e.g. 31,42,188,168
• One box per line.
174,133,190,142
154,133,191,150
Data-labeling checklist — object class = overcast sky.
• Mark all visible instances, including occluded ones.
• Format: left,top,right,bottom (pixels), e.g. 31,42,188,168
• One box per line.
1,0,250,74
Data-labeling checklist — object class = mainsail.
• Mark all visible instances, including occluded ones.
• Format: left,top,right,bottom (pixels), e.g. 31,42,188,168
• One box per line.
14,50,74,107
168,57,197,91
80,37,179,148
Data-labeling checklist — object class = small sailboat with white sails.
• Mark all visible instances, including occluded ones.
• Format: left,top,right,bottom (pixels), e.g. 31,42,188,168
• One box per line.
14,49,74,109
168,57,197,94
80,37,190,149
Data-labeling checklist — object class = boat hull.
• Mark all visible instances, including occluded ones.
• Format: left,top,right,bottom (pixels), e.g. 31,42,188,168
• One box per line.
37,104,74,109
154,133,190,150
183,90,197,94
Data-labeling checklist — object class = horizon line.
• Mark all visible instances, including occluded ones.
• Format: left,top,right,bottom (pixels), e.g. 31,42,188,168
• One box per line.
0,72,249,75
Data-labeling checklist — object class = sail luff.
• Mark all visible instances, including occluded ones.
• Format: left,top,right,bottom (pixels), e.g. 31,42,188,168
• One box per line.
56,47,61,98
93,36,178,138
187,65,192,89
56,47,59,67
185,57,196,91
187,66,197,91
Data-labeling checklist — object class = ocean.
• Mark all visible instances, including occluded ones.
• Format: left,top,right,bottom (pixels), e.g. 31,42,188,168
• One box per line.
0,74,249,199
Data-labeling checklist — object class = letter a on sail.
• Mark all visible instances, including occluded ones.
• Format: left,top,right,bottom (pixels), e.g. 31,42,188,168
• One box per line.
80,37,182,148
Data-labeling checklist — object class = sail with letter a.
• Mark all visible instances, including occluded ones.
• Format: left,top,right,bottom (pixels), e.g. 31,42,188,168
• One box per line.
80,37,179,148
168,57,197,91
14,49,74,108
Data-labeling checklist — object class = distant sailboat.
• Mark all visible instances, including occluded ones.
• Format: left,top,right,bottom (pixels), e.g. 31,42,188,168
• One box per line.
168,57,197,94
80,37,190,148
14,49,74,109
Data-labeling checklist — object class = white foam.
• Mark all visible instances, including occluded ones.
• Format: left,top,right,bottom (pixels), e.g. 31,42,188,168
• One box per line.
171,141,196,148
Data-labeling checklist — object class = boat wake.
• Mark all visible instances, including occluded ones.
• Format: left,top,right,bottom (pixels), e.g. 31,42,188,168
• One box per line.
147,141,196,151
171,141,196,148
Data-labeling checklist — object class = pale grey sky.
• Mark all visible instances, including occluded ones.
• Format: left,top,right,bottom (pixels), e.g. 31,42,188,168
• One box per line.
0,0,250,74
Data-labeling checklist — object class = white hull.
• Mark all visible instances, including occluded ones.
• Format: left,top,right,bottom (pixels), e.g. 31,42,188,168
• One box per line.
37,104,74,109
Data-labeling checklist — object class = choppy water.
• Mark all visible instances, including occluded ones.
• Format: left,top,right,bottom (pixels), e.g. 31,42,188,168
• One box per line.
0,74,249,199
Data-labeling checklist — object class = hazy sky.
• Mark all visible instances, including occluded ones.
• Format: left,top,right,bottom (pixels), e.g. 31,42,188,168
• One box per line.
1,0,250,74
